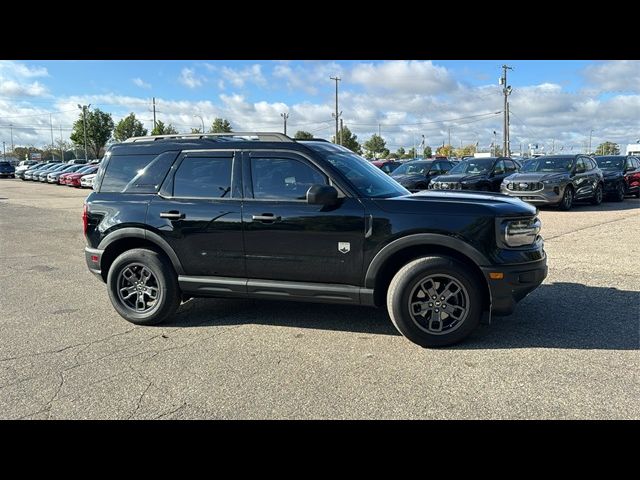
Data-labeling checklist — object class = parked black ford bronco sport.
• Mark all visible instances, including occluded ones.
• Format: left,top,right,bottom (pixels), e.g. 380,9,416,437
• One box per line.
84,133,547,347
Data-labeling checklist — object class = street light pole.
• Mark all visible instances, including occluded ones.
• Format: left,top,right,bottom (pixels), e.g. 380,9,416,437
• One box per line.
330,76,341,145
280,112,290,136
193,114,205,133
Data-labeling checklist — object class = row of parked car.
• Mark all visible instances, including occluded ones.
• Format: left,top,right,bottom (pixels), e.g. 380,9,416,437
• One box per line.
11,159,101,188
372,154,640,210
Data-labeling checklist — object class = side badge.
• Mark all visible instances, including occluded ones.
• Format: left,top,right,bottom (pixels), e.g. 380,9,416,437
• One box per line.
338,242,350,254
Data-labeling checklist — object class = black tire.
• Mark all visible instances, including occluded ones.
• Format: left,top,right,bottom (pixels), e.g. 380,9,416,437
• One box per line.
559,185,573,211
106,248,181,326
386,256,483,348
635,189,640,198
590,183,603,205
612,182,625,202
415,183,427,191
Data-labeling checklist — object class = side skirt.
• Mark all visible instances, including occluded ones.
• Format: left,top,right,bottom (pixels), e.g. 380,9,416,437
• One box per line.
178,276,375,306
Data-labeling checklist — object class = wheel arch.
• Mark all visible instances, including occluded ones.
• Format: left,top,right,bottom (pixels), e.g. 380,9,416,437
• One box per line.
365,234,491,309
97,228,184,282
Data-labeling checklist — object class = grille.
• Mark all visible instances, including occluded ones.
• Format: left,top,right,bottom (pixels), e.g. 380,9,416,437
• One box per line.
507,181,543,191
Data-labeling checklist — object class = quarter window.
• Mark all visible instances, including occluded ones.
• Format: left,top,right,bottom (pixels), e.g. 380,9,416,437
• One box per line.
250,157,326,200
173,156,233,198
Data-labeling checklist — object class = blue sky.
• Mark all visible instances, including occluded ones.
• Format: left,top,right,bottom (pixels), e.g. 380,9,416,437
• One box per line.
1,60,638,153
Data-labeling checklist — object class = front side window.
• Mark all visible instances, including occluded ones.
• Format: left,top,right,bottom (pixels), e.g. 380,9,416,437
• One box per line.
250,157,326,200
173,156,232,199
494,160,506,174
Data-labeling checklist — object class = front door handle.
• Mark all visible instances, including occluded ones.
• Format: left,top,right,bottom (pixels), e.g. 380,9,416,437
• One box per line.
160,210,185,220
252,214,281,222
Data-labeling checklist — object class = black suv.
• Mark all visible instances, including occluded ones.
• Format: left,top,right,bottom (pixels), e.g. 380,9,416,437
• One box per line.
429,157,520,192
84,133,547,347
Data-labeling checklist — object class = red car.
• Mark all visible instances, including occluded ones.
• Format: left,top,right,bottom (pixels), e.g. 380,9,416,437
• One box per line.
61,165,98,187
371,159,401,174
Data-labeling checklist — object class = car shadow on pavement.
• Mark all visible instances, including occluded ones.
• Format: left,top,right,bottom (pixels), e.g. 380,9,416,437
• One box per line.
165,297,400,336
163,282,639,350
463,282,640,350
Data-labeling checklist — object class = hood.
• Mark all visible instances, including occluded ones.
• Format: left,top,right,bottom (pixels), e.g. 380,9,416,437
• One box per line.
432,173,487,183
504,172,568,182
391,173,425,185
374,190,537,217
0,165,14,171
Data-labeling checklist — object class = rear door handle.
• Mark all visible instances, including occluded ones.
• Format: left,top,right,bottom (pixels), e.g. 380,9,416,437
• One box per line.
160,210,185,220
252,214,281,222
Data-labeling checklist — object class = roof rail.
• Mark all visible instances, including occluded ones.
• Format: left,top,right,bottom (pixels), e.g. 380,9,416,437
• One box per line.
296,138,330,143
123,132,293,143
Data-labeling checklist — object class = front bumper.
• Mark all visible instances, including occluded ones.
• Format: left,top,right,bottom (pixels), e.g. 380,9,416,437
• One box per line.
0,172,14,177
85,247,104,281
500,184,564,205
480,256,547,316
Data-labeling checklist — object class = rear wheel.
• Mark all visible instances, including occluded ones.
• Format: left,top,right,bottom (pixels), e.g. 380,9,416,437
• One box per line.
107,248,181,326
559,186,573,211
387,256,483,348
590,183,603,205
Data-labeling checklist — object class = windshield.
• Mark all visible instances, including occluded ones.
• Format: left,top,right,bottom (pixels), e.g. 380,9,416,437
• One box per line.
448,158,494,174
391,162,431,176
595,157,623,170
302,142,409,198
521,157,574,173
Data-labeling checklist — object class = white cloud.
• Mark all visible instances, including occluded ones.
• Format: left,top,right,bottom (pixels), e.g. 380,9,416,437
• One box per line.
350,60,457,94
273,61,344,95
0,80,48,97
0,61,48,78
132,77,151,89
178,68,204,88
583,60,640,93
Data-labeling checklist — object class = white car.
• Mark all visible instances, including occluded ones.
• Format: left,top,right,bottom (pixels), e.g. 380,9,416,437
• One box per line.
80,173,96,188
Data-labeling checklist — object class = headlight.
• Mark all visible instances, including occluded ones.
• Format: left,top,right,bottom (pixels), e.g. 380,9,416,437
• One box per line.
542,179,558,184
500,217,541,247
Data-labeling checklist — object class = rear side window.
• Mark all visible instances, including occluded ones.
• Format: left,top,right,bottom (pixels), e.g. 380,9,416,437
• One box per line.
99,152,178,193
173,156,233,199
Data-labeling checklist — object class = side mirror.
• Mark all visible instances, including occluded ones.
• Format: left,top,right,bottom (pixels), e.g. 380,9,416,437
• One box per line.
307,184,338,206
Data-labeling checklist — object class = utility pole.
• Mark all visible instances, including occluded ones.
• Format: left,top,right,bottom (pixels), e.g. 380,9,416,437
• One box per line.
60,124,64,162
330,76,341,145
152,97,157,130
50,114,55,160
340,118,344,146
2,141,5,161
588,129,594,154
10,124,13,152
493,130,497,156
500,65,513,157
78,104,90,161
280,112,289,136
448,127,451,146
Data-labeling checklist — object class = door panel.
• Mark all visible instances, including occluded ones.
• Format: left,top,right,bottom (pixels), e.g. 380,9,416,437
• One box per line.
490,159,508,190
573,158,591,199
147,151,245,277
242,152,365,285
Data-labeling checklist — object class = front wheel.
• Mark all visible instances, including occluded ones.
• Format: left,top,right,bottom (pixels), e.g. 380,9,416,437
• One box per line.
612,182,625,202
106,248,181,326
559,186,573,211
386,256,483,347
590,183,603,205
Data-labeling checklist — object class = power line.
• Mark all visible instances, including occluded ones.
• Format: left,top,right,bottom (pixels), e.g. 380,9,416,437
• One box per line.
349,111,501,127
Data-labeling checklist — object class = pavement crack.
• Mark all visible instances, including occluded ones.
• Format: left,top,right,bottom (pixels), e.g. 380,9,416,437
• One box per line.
127,382,153,420
155,403,188,419
545,214,638,241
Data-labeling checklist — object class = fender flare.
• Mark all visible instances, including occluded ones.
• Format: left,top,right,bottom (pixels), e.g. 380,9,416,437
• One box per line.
97,227,185,275
364,233,490,289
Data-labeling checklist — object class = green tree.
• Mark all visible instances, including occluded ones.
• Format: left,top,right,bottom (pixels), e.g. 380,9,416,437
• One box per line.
151,120,179,135
332,125,362,154
363,134,388,159
191,128,203,134
395,147,405,158
424,146,432,158
294,130,314,140
436,144,455,157
70,107,114,159
404,147,416,159
594,141,619,155
113,113,148,141
209,118,232,133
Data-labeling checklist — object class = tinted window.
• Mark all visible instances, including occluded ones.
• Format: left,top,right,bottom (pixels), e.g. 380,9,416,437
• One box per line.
505,160,518,172
392,161,431,176
494,160,506,174
173,156,232,199
100,155,156,192
123,151,179,194
633,158,640,169
251,157,326,200
448,158,495,174
576,158,587,171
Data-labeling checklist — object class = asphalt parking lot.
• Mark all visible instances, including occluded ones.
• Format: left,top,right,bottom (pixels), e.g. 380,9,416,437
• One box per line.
0,179,638,419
